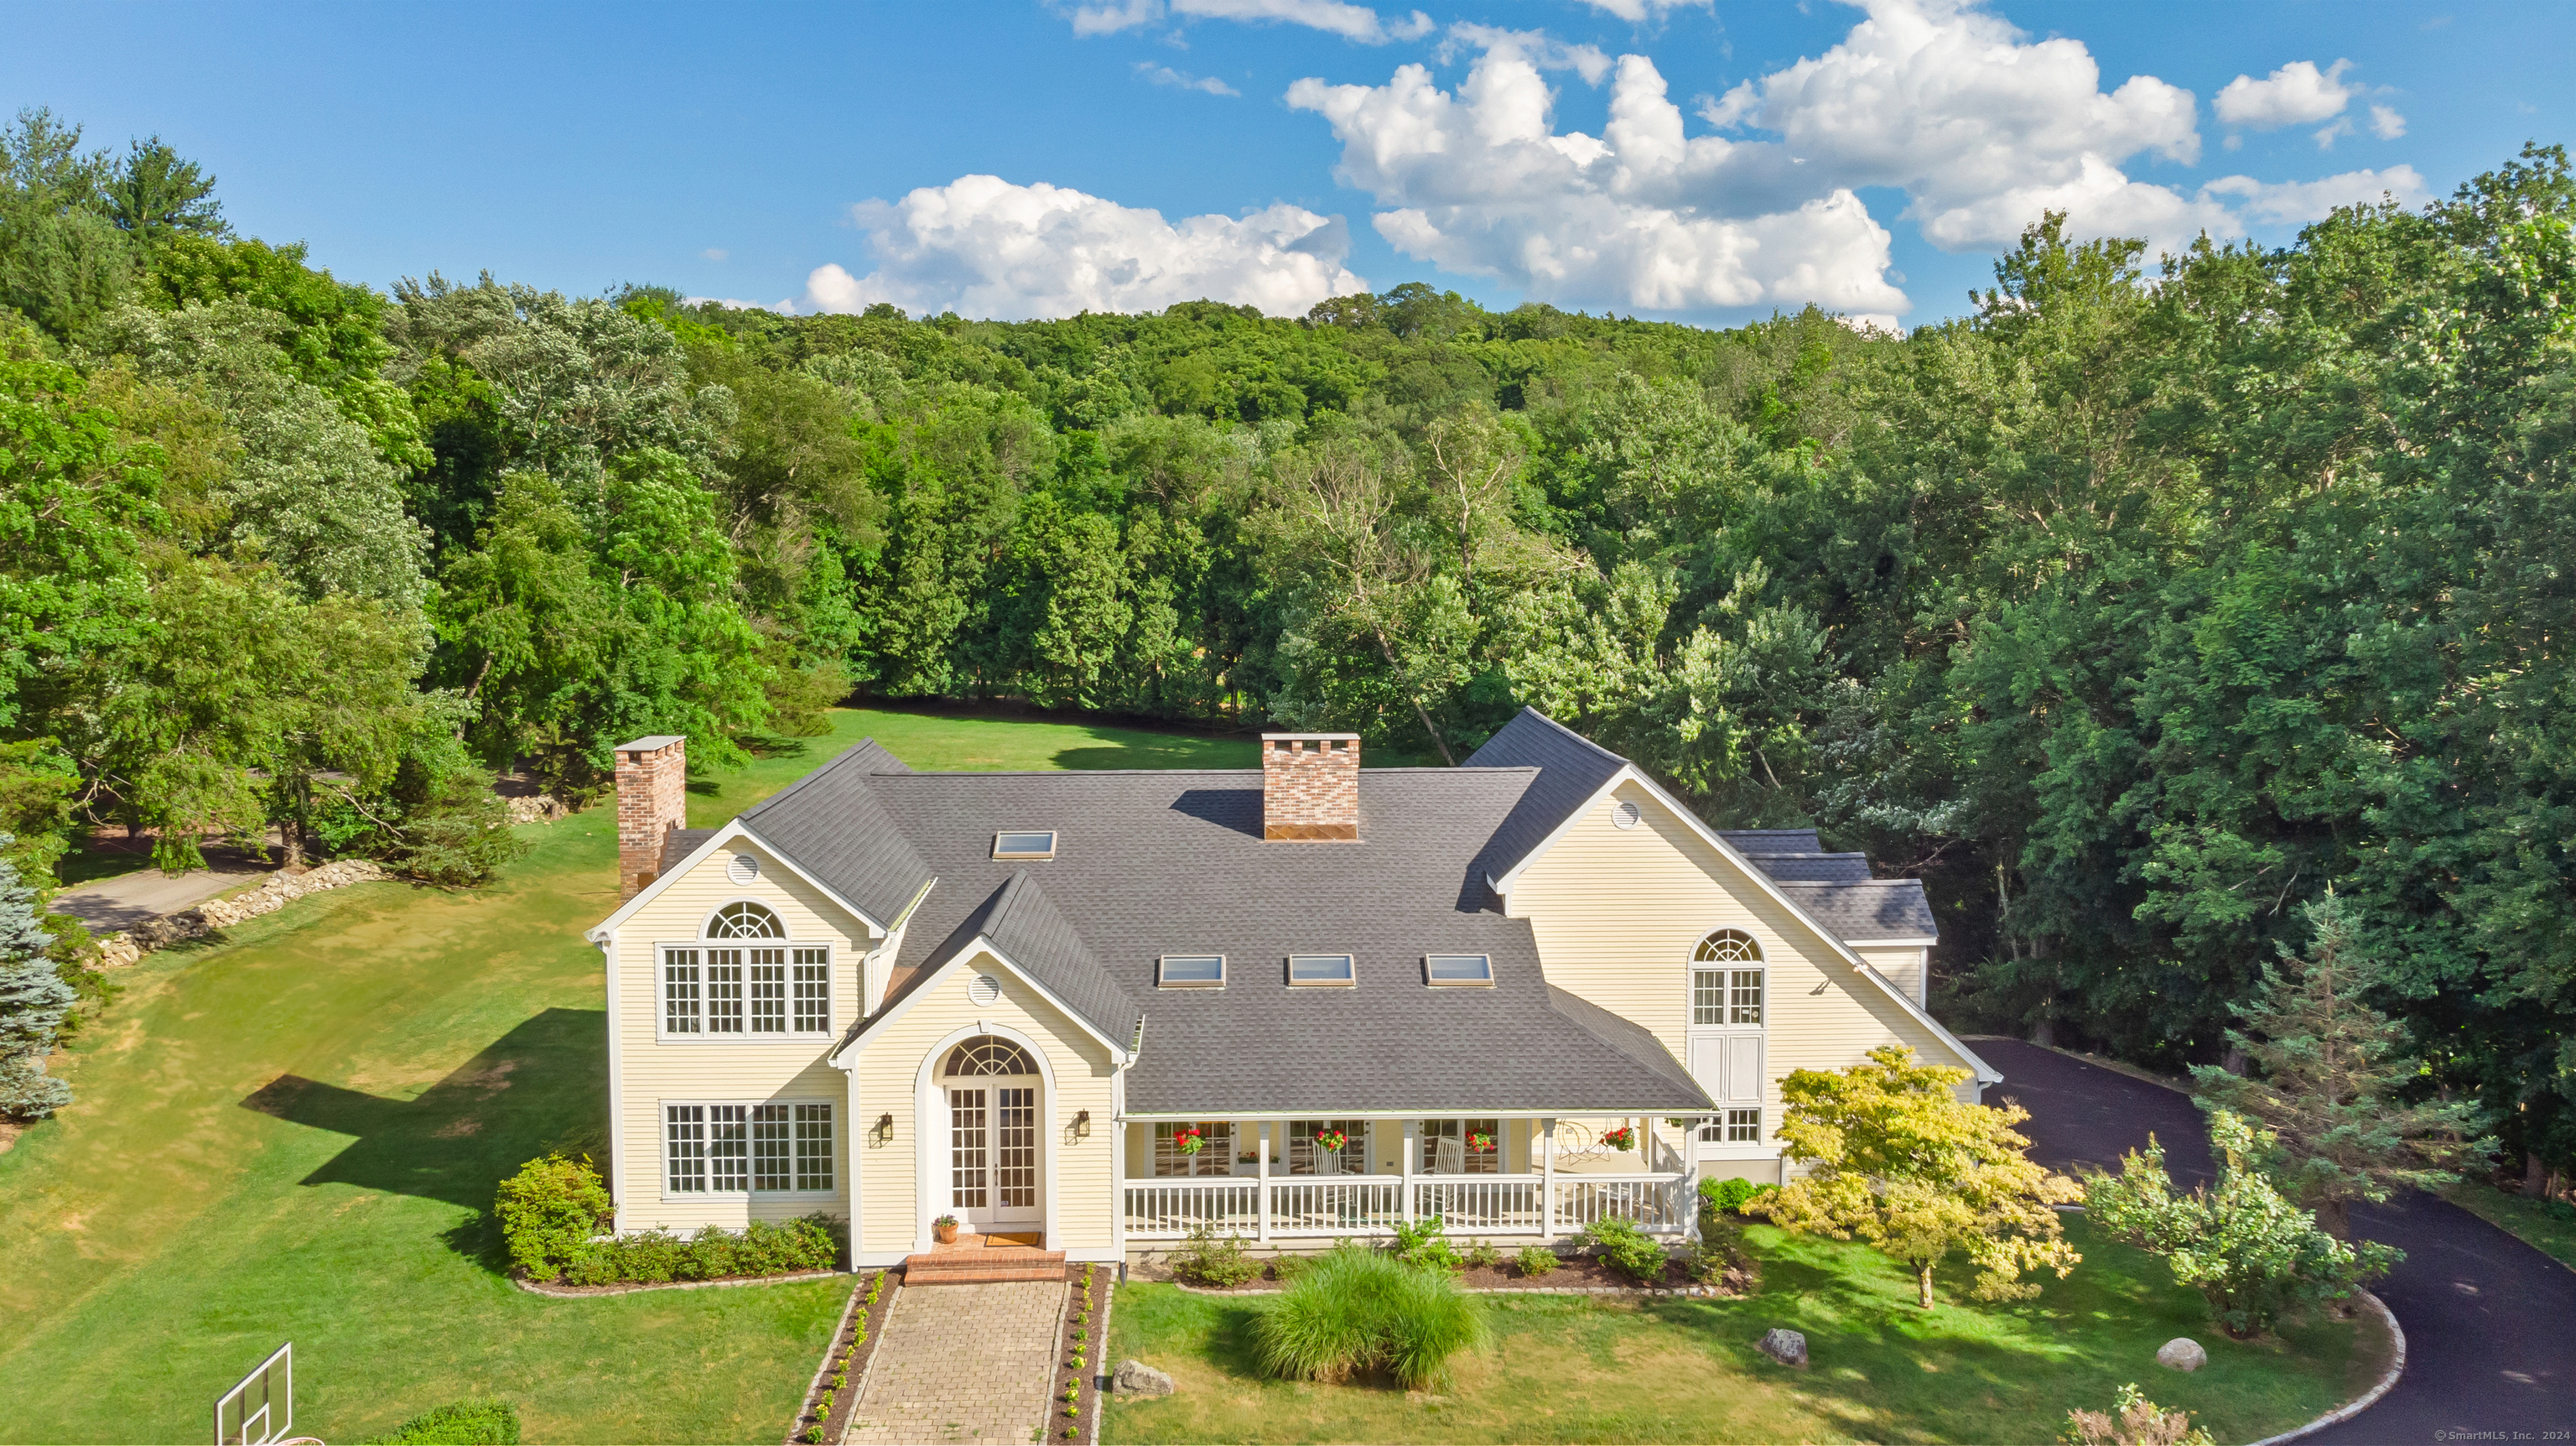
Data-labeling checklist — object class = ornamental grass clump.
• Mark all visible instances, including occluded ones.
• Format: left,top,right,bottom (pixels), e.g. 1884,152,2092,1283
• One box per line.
1253,1245,1488,1391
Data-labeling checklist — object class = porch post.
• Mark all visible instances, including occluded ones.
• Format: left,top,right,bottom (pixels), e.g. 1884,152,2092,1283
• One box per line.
1256,1121,1272,1245
1540,1116,1555,1240
1400,1119,1417,1223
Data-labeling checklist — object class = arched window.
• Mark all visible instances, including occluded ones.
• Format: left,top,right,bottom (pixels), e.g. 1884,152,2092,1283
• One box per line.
1691,928,1763,1026
943,1036,1040,1077
705,901,785,939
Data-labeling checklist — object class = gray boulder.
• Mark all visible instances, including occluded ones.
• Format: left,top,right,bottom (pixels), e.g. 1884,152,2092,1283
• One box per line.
1114,1358,1176,1397
2156,1337,2207,1372
1757,1328,1809,1368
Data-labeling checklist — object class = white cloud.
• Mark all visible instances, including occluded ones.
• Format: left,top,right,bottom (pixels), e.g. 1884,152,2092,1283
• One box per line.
2213,60,2352,129
2313,117,2353,150
1288,48,1909,315
1578,0,1713,20
802,175,1366,320
1439,23,1612,85
1066,0,1431,42
2370,104,2407,140
1138,62,1240,96
2201,165,2428,225
699,247,729,262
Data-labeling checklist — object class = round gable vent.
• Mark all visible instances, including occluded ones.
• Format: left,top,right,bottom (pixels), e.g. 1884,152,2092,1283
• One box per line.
967,974,1004,1006
1612,801,1642,830
726,853,761,884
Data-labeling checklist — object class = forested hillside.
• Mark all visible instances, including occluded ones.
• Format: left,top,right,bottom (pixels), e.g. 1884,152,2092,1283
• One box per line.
3,106,2571,1180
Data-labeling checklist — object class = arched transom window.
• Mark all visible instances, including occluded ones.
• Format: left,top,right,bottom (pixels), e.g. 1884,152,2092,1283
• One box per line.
1691,928,1763,1026
943,1036,1040,1077
705,901,785,939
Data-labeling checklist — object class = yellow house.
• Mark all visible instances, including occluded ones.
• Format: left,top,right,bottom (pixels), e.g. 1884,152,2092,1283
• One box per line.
584,710,1997,1272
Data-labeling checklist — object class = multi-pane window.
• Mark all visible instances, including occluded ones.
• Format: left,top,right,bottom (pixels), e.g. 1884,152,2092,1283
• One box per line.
705,950,745,1033
1691,929,1763,1026
663,950,702,1034
1287,1119,1367,1175
749,949,787,1032
1727,1107,1762,1142
792,948,830,1031
1420,1118,1503,1174
662,943,828,1036
707,901,785,939
1152,1121,1234,1177
670,1102,832,1194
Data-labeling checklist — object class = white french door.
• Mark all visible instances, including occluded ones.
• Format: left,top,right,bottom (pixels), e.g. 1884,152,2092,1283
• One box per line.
946,1083,1041,1230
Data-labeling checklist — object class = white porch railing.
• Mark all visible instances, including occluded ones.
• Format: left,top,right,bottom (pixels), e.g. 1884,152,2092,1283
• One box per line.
1122,1173,1691,1241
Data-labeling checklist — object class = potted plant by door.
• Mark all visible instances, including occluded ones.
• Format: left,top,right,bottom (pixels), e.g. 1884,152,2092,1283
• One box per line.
933,1213,960,1245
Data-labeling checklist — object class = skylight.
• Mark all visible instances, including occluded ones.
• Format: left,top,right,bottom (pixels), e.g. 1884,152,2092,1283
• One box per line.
1425,954,1494,987
1287,954,1355,986
992,830,1057,860
1157,954,1225,989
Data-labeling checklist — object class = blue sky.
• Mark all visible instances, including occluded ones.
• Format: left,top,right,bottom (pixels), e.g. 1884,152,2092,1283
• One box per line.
7,0,2569,329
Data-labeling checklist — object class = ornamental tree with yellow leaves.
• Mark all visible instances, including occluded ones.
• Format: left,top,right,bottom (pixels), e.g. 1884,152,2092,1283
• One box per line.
1752,1044,2082,1308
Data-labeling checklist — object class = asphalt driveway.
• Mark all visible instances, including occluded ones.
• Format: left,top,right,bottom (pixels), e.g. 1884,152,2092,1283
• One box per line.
1976,1037,2576,1443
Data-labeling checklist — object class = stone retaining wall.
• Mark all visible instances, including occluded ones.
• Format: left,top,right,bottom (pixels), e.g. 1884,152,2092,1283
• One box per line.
94,858,389,968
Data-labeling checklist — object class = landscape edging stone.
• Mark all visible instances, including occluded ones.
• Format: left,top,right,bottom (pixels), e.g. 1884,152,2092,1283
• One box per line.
2241,1289,2406,1446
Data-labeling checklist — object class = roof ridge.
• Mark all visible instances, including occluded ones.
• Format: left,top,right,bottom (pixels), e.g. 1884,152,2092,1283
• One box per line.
1512,706,1632,769
740,737,901,820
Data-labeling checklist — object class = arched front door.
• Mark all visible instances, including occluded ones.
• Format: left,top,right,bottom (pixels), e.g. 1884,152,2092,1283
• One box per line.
940,1036,1042,1234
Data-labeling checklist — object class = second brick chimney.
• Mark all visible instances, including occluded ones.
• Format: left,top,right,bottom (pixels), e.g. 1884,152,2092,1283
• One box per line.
1261,733,1360,840
615,735,687,899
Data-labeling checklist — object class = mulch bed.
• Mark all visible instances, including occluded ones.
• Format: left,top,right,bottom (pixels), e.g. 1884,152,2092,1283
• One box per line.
514,1267,841,1298
1053,1263,1109,1443
790,1269,896,1444
1137,1244,1754,1297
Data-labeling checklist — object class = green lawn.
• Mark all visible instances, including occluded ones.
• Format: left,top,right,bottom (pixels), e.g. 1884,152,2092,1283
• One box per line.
1104,1218,2381,1446
2444,1184,2576,1274
0,707,1246,1445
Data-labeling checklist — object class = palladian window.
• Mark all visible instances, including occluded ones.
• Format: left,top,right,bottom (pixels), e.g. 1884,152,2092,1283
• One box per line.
1691,928,1763,1026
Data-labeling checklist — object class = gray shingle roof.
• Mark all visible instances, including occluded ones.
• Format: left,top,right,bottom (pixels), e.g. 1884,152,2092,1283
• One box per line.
1462,710,1628,886
1738,851,1875,883
1717,829,1824,855
1774,880,1938,941
755,753,1711,1115
738,740,932,927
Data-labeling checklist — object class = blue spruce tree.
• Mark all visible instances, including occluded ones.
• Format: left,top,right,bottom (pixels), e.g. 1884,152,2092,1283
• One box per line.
0,835,69,1119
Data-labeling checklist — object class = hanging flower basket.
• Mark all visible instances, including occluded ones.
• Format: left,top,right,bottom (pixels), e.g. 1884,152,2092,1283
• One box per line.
1601,1126,1636,1152
1312,1128,1349,1154
1467,1131,1496,1152
1173,1125,1205,1156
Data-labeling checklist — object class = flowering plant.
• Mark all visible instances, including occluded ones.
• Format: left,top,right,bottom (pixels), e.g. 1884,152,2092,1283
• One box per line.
1173,1124,1204,1156
1467,1131,1496,1152
1312,1127,1349,1153
1602,1126,1636,1152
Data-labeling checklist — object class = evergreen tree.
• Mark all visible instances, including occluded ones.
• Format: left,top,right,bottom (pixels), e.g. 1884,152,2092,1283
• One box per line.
2192,891,2495,1236
0,833,69,1119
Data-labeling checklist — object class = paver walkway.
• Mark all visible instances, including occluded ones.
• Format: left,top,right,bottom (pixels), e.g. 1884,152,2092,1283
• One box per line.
845,1278,1066,1446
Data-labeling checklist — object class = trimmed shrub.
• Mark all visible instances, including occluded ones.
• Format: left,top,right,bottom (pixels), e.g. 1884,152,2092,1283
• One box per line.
1515,1245,1559,1277
556,1215,842,1287
1389,1215,1465,1272
1170,1223,1259,1287
1254,1245,1489,1390
1576,1215,1670,1282
494,1154,611,1279
367,1399,520,1444
1699,1177,1780,1216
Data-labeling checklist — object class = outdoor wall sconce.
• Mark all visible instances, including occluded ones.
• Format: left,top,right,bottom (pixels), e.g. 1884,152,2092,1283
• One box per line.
1071,1109,1092,1139
871,1112,895,1146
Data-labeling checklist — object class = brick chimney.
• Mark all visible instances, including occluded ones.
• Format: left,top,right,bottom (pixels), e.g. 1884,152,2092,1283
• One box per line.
615,735,687,900
1261,733,1360,840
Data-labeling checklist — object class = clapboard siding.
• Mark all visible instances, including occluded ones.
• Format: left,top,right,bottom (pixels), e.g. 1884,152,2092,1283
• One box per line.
1857,945,1929,1004
848,947,1119,1262
608,837,878,1234
1505,778,1973,1139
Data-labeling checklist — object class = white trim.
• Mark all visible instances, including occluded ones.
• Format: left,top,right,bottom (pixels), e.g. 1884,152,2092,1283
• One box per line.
912,1020,1061,1253
601,937,627,1229
584,819,891,944
1490,765,1999,1087
654,1097,840,1202
1847,935,1939,947
832,935,1132,1067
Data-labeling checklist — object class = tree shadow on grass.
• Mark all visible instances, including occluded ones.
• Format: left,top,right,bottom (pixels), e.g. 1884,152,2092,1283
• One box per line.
239,1006,607,1269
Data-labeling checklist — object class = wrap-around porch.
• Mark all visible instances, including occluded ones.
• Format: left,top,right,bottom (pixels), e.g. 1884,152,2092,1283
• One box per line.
1119,1114,1718,1245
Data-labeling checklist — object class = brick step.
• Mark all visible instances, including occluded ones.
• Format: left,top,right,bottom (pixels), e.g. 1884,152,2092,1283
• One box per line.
902,1248,1065,1285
